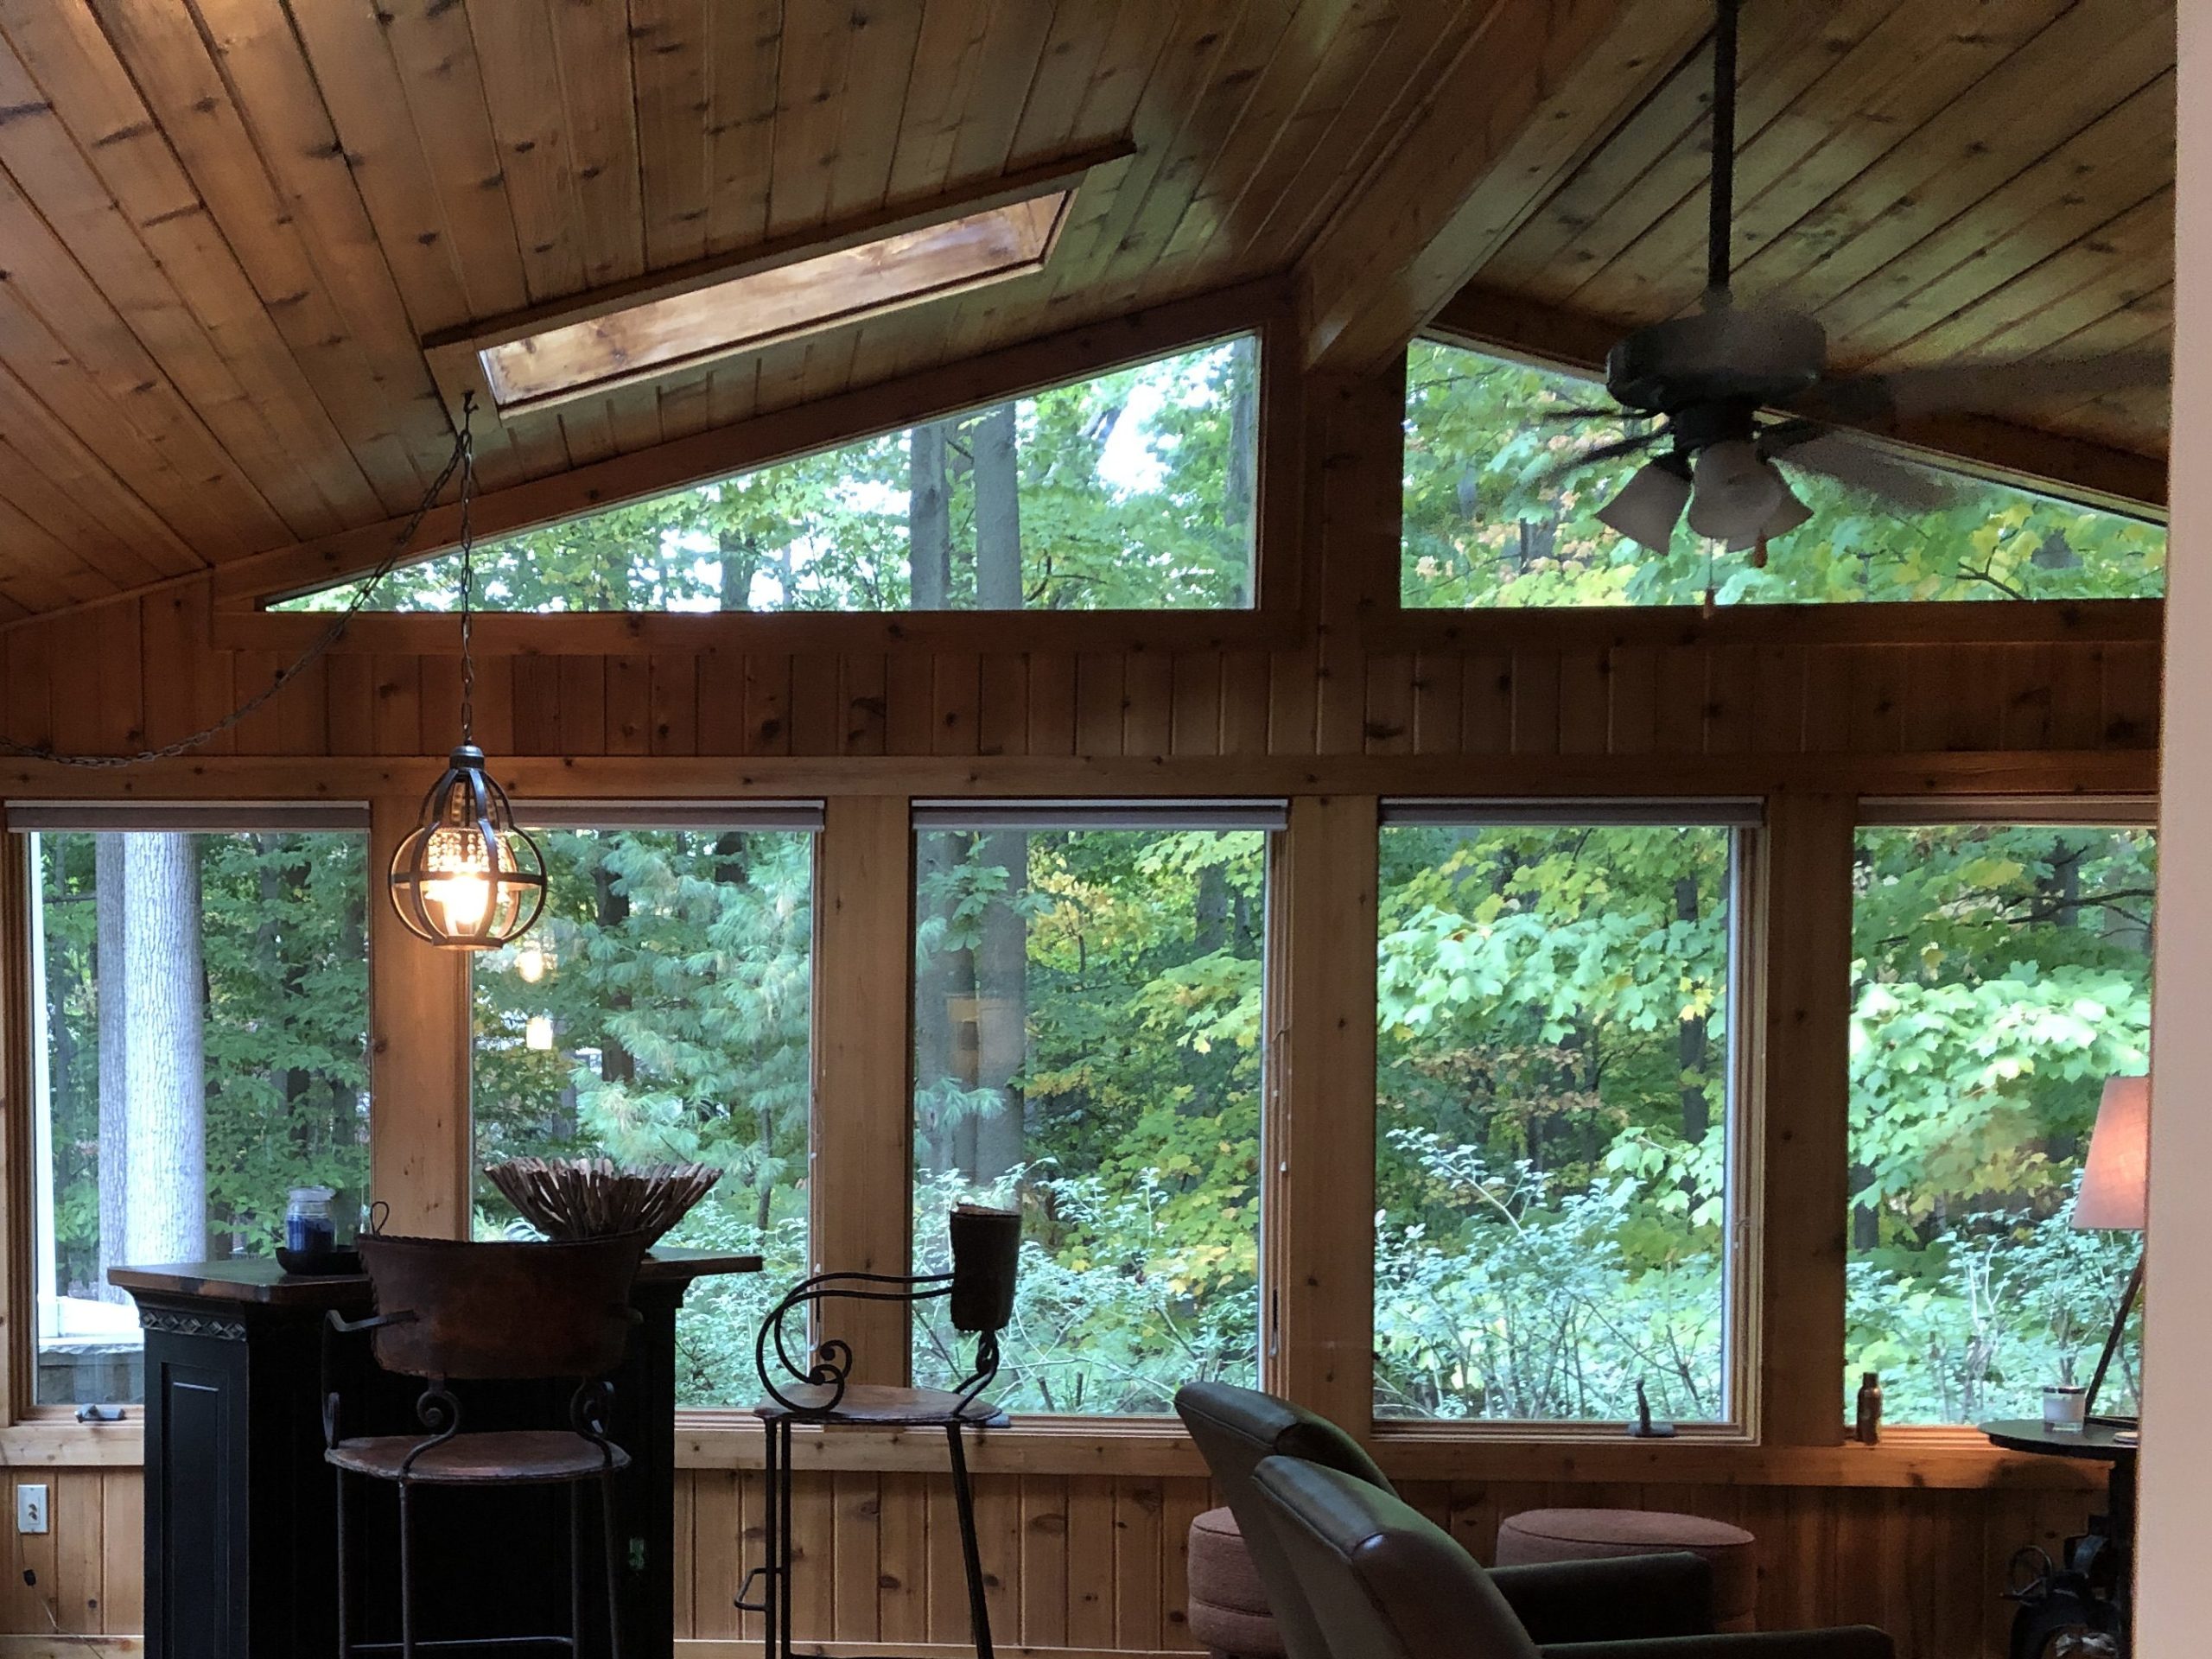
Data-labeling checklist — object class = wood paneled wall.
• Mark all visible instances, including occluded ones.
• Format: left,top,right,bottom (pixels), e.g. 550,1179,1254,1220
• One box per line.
0,1464,2094,1659
0,580,2163,776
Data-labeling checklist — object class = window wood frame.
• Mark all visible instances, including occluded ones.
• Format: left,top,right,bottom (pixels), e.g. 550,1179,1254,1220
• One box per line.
0,808,386,1423
1363,805,1762,1442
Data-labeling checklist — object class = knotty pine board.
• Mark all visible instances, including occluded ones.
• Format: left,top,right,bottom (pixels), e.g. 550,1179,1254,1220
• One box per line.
15,1464,2088,1658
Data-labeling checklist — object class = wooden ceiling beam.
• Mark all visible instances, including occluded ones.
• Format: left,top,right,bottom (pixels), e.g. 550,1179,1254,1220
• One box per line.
207,275,1293,610
1433,283,2171,519
1293,0,1712,377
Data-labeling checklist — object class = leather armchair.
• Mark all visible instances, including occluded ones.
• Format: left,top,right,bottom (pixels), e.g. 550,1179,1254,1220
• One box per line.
1251,1453,1894,1659
1174,1382,1713,1648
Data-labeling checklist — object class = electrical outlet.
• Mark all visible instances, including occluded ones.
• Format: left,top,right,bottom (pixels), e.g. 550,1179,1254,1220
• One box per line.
16,1484,46,1535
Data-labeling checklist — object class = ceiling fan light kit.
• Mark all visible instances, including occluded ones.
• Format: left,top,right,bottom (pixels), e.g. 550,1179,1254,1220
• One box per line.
1687,439,1789,543
1541,0,2167,590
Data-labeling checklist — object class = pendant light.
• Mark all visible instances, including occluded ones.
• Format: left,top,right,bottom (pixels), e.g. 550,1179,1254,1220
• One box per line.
386,397,547,950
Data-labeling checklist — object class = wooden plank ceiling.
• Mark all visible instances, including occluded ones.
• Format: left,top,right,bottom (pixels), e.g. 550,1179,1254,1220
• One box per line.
0,0,2172,621
1449,0,2175,503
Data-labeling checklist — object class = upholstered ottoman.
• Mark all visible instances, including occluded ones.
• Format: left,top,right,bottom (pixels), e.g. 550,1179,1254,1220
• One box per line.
1186,1506,1287,1657
1495,1508,1759,1631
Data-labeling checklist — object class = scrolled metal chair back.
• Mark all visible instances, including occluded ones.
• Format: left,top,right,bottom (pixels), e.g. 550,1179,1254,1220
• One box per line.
756,1205,1021,1414
322,1233,646,1476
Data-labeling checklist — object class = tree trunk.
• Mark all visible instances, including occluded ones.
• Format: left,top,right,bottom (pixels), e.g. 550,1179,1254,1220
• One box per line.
1224,338,1257,604
971,404,1023,609
1196,864,1230,955
972,830,1028,1183
593,857,635,1089
1675,875,1710,1145
121,834,207,1267
909,420,954,610
95,836,129,1300
1849,1165,1879,1252
913,834,977,1176
716,530,758,613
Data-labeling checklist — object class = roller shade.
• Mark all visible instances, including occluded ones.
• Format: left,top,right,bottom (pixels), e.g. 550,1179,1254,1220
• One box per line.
511,801,824,831
1858,795,2156,828
912,798,1289,832
6,801,369,833
1381,798,1764,829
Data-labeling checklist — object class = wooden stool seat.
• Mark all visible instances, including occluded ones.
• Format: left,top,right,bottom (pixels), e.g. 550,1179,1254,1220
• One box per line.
1496,1507,1759,1630
327,1430,632,1485
1187,1506,1287,1658
752,1383,1009,1427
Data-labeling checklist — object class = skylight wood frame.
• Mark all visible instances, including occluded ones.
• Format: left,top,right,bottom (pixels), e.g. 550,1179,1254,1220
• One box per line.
422,143,1135,423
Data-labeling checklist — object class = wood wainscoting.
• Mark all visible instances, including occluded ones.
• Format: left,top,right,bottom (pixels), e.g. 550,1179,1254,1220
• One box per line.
0,1461,2094,1659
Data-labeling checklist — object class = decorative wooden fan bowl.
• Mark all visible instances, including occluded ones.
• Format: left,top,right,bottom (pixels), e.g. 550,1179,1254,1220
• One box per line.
483,1156,721,1245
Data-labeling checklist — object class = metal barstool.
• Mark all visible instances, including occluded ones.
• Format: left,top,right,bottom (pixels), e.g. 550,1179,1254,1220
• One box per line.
739,1205,1021,1659
322,1232,647,1659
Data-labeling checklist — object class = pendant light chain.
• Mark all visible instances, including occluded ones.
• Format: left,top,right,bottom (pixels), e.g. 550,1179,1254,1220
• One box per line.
454,395,478,749
0,397,479,769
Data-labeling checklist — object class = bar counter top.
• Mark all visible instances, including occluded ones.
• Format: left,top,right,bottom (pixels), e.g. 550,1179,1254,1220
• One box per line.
109,1244,762,1306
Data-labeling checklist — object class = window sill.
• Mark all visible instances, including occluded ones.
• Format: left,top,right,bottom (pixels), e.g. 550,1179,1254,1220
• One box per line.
0,1417,143,1465
675,1412,1207,1477
1364,1423,2102,1491
4,1409,2101,1491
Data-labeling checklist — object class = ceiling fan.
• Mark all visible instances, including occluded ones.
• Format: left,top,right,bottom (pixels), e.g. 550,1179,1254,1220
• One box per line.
1542,0,2166,562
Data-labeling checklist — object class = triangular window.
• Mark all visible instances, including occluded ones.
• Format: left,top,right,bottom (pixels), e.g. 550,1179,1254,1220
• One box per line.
1403,340,2164,607
278,337,1257,615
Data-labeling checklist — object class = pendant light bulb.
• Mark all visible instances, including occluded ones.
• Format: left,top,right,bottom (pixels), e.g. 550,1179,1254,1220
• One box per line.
422,830,494,931
389,745,548,950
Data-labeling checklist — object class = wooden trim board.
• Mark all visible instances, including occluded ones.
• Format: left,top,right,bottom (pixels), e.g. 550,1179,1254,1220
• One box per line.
209,278,1293,613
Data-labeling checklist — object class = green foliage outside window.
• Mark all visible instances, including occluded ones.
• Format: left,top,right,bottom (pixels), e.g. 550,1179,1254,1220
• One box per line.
1376,823,1734,1423
282,339,1256,615
35,830,369,1404
1847,825,2153,1424
470,827,814,1408
1402,340,2166,608
912,826,1266,1414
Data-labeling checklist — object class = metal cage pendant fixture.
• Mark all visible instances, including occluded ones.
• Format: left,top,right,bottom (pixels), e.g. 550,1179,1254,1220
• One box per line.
386,397,548,950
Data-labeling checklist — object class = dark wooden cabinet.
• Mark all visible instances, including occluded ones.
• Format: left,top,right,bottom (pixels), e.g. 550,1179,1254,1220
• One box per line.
113,1250,756,1659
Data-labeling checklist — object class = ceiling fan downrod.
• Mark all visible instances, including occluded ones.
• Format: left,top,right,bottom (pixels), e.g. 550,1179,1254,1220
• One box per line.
1707,0,1739,302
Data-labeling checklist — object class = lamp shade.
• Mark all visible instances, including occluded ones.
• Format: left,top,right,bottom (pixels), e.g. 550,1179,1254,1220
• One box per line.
1687,441,1785,543
2074,1073,2150,1231
1595,458,1691,555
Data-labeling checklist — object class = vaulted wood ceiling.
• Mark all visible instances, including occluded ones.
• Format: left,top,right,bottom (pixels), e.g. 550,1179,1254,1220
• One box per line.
1446,0,2174,509
0,0,2172,621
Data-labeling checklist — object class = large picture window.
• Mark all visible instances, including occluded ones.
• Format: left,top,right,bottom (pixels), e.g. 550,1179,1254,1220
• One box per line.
470,806,818,1408
1847,815,2154,1425
1374,804,1748,1425
21,810,371,1407
1402,339,2165,608
283,335,1258,615
910,803,1278,1414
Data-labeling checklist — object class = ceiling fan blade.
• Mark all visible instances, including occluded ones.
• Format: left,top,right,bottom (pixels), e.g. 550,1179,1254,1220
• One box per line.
1770,430,1957,515
1532,405,1633,424
1526,430,1665,489
1789,353,2170,425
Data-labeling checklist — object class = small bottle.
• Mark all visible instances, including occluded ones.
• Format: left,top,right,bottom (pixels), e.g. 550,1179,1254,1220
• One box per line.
1855,1371,1884,1445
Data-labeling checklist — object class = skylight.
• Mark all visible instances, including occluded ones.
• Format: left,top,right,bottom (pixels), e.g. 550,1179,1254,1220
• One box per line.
456,192,1073,417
